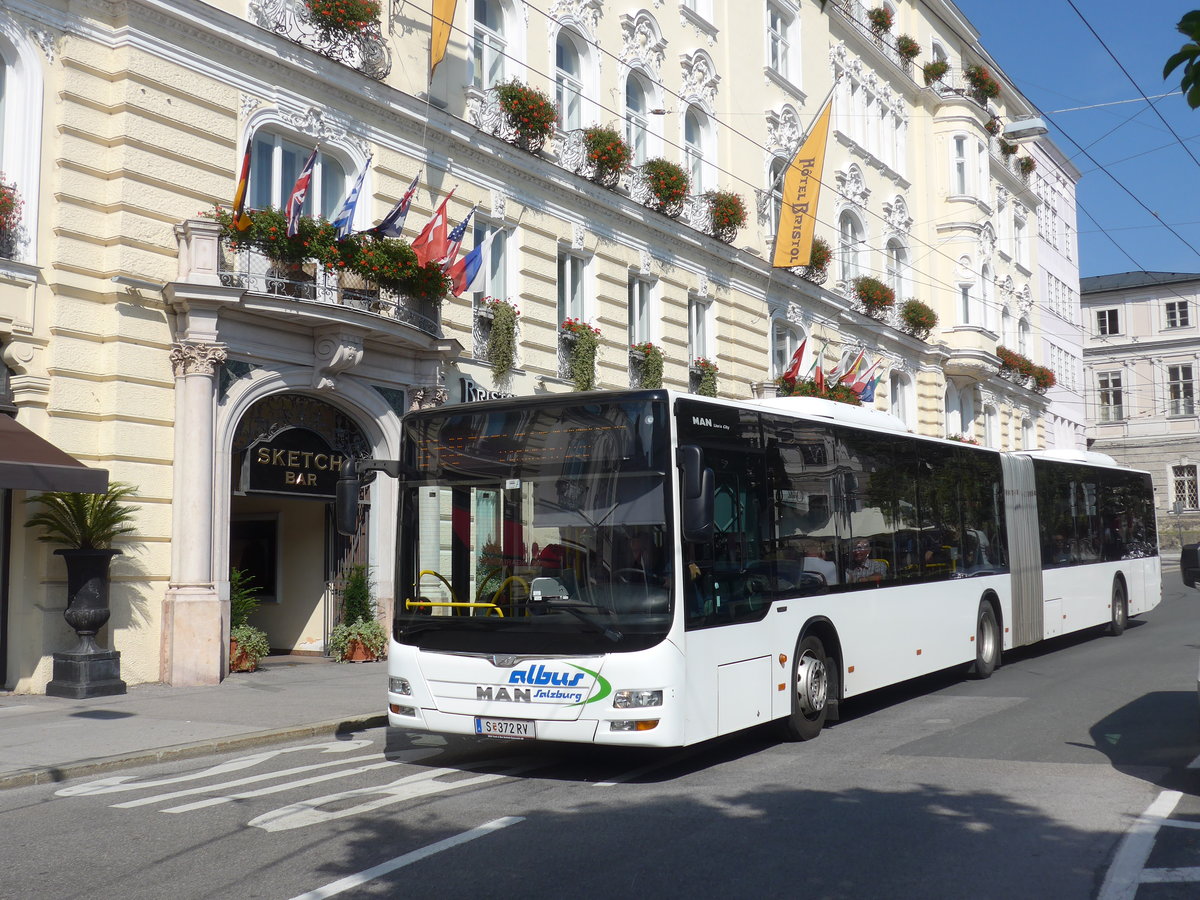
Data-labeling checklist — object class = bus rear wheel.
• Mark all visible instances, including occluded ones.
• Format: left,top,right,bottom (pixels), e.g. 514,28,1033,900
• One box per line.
1109,582,1128,636
971,602,1000,679
779,634,832,742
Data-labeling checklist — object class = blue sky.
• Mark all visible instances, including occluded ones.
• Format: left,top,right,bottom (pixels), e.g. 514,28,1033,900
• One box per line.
955,1,1200,278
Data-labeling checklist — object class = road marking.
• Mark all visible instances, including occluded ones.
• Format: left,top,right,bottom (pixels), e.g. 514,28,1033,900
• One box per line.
1141,867,1200,883
249,760,540,832
161,761,401,813
1097,789,1183,900
1186,752,1200,770
594,751,690,786
55,741,373,797
288,816,524,900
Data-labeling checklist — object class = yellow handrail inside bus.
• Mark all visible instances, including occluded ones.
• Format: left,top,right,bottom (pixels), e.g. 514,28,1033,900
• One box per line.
419,569,457,604
491,575,530,606
405,599,505,617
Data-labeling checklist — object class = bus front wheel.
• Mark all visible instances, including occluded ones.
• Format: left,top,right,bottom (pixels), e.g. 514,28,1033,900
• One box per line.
1109,581,1128,636
780,634,832,742
971,602,1000,679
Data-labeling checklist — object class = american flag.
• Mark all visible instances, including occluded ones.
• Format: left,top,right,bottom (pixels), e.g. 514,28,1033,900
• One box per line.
441,205,478,268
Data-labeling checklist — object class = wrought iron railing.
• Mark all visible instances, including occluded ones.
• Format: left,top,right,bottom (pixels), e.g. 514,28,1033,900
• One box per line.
466,86,554,153
827,0,915,82
250,0,392,81
219,242,441,337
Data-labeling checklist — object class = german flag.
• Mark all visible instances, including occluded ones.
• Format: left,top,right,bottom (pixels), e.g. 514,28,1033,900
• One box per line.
230,139,252,232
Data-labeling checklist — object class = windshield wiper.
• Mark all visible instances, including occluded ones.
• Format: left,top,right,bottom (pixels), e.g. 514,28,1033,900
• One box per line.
538,601,623,643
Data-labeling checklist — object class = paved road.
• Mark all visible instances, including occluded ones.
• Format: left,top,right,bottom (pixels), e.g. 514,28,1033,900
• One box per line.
3,572,1198,899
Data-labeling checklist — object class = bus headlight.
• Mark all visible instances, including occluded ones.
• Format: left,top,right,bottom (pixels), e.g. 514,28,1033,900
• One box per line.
389,676,412,696
613,689,662,709
610,719,660,731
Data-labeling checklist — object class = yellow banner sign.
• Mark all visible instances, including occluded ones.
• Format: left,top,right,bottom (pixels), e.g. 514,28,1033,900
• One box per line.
430,0,458,77
771,99,833,269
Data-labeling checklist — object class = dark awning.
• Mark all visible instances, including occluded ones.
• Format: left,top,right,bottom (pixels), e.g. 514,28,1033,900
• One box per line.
0,415,108,493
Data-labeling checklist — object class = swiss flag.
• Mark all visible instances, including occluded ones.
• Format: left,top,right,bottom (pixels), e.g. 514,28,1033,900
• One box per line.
781,338,806,384
411,190,455,267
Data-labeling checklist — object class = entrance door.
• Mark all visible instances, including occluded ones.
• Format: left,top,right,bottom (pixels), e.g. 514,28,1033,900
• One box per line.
324,500,369,652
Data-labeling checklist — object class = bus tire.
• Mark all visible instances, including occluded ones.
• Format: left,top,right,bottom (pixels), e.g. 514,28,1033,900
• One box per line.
779,634,831,742
1109,581,1128,636
971,602,1000,679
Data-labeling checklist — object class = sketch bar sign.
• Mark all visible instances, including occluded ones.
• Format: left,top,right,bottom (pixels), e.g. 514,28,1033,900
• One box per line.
771,98,833,269
242,427,348,498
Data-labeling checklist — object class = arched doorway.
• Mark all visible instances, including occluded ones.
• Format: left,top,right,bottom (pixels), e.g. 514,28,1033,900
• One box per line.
228,393,371,655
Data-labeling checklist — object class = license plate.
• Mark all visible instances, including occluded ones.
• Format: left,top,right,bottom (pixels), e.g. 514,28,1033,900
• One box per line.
474,717,535,740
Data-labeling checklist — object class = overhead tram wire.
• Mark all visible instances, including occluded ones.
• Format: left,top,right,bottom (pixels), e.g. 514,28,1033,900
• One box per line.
414,0,1134,337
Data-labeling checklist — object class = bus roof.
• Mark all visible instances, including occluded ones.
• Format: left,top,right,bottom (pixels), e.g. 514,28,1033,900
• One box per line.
1017,448,1121,467
746,395,911,433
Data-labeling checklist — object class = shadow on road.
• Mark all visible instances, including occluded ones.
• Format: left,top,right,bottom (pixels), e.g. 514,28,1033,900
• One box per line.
1079,690,1200,794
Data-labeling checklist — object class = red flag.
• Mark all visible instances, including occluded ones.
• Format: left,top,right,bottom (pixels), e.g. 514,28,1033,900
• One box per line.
781,338,807,384
814,361,825,393
839,348,867,384
850,357,883,394
231,139,253,232
411,189,455,267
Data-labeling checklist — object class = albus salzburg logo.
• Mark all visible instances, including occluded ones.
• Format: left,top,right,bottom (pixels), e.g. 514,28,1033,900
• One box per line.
476,664,611,706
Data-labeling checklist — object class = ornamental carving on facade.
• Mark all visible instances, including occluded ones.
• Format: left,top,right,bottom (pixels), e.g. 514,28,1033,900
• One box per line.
312,330,365,391
549,0,603,36
883,195,912,235
679,50,720,108
490,190,507,221
619,12,667,79
240,94,264,120
995,186,1008,211
231,392,370,457
408,385,448,411
979,223,996,259
835,164,870,209
766,105,802,155
28,28,56,64
171,342,228,377
639,249,652,275
571,223,586,251
1018,284,1033,315
279,105,369,159
250,0,392,81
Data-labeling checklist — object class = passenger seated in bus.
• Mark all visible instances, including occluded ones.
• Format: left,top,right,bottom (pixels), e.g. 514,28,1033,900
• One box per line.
801,540,839,585
1049,533,1071,565
846,539,887,583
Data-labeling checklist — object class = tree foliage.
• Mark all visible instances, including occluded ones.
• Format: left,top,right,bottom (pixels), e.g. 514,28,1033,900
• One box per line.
1164,11,1200,109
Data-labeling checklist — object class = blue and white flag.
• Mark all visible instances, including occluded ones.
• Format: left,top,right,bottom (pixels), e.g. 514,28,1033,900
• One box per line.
373,172,421,238
332,156,371,239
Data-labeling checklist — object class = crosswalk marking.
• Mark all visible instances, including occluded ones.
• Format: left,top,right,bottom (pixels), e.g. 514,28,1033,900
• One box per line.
289,817,524,900
1098,790,1183,900
1141,867,1200,883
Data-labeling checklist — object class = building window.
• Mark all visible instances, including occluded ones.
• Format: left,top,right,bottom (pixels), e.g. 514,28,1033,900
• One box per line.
838,210,863,282
1175,464,1199,509
766,3,796,81
250,131,346,220
889,370,912,425
472,0,507,89
768,155,786,236
683,106,712,192
625,73,651,165
1023,418,1036,450
1169,364,1195,416
557,251,586,324
628,276,653,346
1166,301,1190,329
952,135,968,195
959,284,974,325
1013,211,1028,267
555,30,583,131
1018,317,1030,355
885,239,907,300
771,320,802,380
984,405,998,448
1098,371,1124,422
688,296,711,361
1096,308,1120,336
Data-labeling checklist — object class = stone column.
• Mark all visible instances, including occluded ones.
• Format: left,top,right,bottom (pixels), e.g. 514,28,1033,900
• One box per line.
163,341,227,685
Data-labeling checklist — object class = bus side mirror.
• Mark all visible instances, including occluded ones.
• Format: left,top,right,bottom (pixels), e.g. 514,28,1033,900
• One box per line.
679,445,714,542
335,458,360,537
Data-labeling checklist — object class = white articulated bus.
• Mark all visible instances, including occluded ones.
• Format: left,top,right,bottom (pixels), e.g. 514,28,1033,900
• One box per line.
339,389,1160,747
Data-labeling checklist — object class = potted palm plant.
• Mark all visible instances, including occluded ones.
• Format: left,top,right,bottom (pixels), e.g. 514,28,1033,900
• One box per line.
229,567,270,672
26,482,138,697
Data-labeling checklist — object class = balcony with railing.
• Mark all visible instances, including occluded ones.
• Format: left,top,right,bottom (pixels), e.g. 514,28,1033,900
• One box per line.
250,0,392,81
826,0,916,82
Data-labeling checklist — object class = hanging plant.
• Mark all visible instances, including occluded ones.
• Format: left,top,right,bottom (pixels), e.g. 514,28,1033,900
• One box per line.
852,275,896,320
984,116,1001,136
899,299,938,340
867,6,894,35
999,138,1018,157
922,59,949,86
997,345,1036,385
483,296,520,376
630,341,664,389
0,177,23,256
964,64,1001,102
896,34,921,61
640,158,689,216
305,0,381,38
561,318,601,391
495,80,558,152
1031,365,1056,394
808,236,833,271
582,126,631,188
776,376,863,406
1017,156,1037,178
706,190,747,243
692,357,718,397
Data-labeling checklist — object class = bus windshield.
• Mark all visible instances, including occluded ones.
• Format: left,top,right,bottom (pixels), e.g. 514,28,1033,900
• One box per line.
396,395,674,655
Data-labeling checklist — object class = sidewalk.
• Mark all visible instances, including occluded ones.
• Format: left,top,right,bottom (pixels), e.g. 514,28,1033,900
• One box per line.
0,654,387,791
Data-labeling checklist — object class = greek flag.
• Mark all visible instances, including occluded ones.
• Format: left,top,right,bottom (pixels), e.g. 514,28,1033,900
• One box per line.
332,156,371,239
